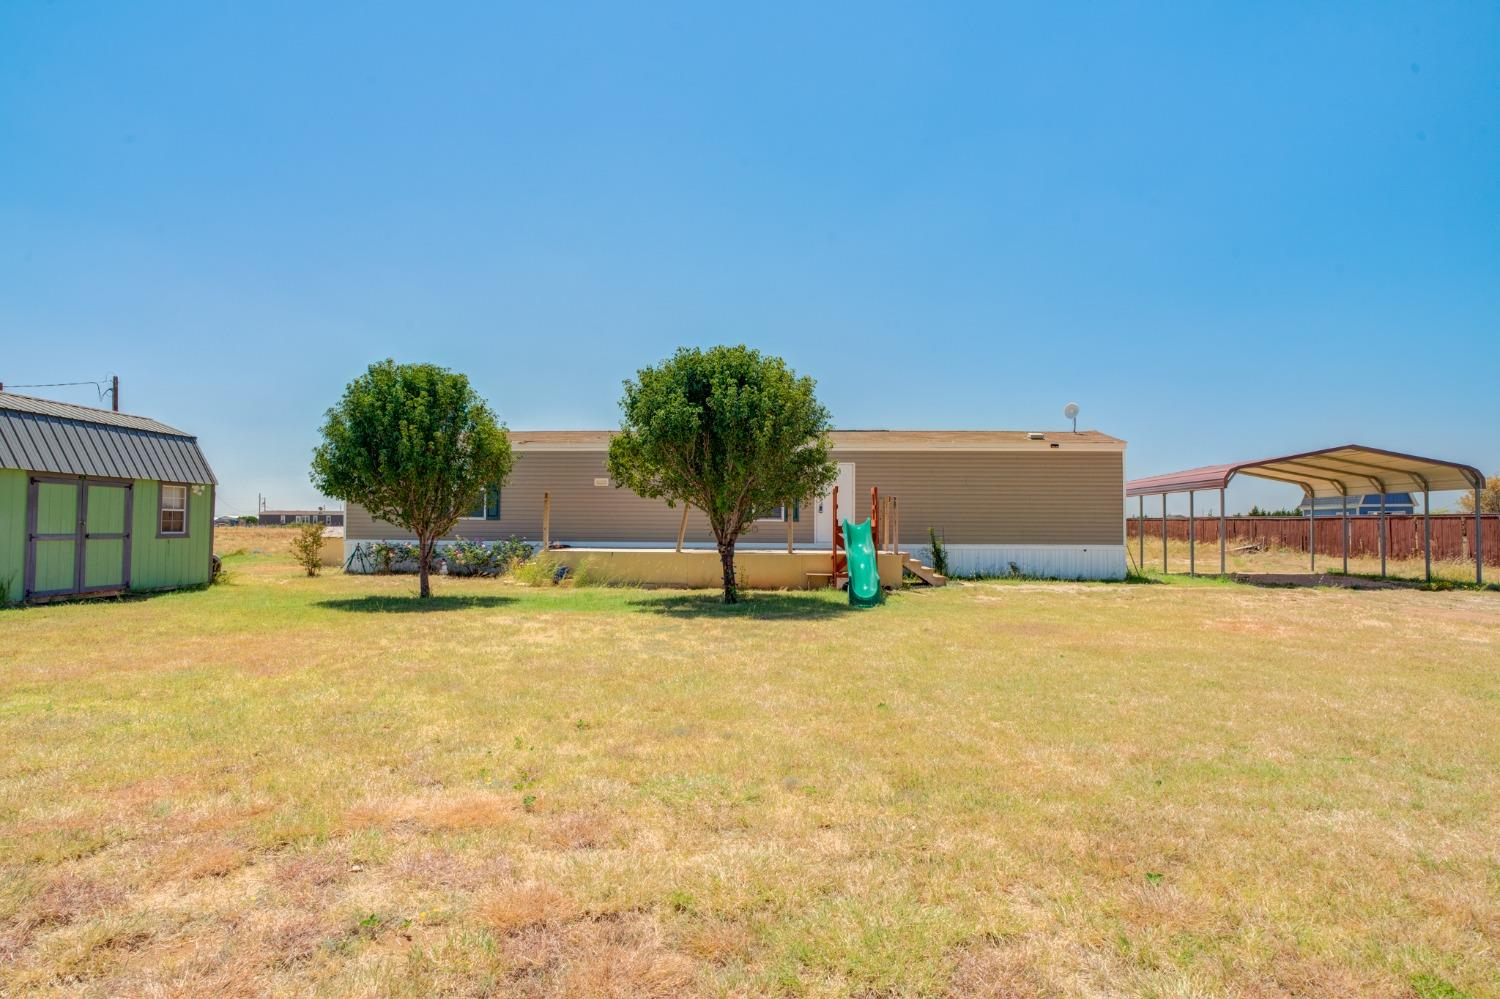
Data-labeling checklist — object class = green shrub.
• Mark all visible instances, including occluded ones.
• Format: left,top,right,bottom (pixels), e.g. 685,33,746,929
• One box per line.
444,536,537,576
513,554,561,586
444,538,493,576
928,527,949,577
289,522,326,577
369,541,399,573
368,541,436,574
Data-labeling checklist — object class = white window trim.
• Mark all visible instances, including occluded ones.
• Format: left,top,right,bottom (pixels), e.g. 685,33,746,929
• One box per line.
159,483,189,537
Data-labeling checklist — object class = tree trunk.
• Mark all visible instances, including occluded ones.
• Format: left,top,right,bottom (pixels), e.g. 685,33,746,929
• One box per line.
418,536,433,598
717,538,739,604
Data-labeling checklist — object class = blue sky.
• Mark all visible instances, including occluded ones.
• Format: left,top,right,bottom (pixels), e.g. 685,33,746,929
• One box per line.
2,2,1496,515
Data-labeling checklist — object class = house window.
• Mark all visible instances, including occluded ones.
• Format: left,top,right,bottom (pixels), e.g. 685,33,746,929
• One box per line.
159,484,187,535
463,485,502,520
757,503,799,523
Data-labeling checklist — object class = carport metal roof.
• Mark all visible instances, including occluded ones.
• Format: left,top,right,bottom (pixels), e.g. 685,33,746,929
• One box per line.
1126,444,1483,499
1125,444,1485,583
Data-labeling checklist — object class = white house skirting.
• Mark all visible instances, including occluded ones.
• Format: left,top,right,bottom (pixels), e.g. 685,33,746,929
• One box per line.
905,544,1127,581
344,540,1128,580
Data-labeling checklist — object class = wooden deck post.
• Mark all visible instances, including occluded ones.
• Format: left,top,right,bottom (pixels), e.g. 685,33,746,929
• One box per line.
541,491,551,551
677,502,690,553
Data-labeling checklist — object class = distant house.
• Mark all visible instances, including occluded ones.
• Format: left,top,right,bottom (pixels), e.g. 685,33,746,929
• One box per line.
260,508,344,527
1299,493,1416,517
0,392,216,603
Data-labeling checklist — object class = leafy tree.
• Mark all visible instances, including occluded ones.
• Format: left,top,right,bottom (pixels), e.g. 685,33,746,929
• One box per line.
1458,475,1500,514
289,522,326,577
607,345,837,603
311,360,514,598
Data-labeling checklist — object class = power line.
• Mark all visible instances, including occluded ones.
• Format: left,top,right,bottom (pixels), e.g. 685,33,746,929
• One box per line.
2,374,119,408
5,379,106,389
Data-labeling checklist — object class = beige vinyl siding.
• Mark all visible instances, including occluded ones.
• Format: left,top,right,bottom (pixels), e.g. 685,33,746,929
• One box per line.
346,450,815,545
345,437,1126,548
840,449,1125,546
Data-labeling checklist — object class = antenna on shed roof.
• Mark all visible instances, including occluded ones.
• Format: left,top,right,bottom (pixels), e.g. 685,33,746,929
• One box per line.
1063,402,1079,433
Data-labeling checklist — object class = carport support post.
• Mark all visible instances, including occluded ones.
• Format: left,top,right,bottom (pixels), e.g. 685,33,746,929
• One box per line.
1476,483,1484,586
1218,487,1226,575
1424,488,1431,583
1380,489,1392,576
1188,490,1195,576
1308,495,1315,573
1161,493,1168,573
1341,493,1349,575
1138,495,1145,571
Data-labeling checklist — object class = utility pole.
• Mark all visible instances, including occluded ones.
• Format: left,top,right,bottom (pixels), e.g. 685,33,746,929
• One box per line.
111,375,119,411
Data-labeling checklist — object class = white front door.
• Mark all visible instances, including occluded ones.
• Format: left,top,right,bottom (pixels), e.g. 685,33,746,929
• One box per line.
813,462,857,547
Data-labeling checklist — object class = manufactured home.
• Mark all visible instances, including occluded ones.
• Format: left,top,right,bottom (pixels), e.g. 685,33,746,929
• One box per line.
346,429,1128,579
0,393,217,603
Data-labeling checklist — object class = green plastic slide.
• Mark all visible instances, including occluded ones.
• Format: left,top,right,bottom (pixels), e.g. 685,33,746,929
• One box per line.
840,518,884,607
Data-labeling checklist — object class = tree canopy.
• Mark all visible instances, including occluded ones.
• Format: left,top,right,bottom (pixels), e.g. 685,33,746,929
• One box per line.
1458,475,1500,515
607,345,837,602
311,359,514,597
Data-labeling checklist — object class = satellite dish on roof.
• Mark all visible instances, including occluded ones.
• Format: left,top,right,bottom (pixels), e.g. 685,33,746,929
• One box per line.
1063,402,1079,432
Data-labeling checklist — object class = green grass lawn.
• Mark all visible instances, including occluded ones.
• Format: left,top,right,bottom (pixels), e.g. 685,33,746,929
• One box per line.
2,551,1498,997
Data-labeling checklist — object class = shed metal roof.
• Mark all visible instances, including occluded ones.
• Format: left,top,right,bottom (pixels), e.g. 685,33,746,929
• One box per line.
0,392,216,485
1126,444,1482,499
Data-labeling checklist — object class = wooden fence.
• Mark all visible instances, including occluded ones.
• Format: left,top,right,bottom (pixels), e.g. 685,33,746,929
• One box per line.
1125,514,1500,567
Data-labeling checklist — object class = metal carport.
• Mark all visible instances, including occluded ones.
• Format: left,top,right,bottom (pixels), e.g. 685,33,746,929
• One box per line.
1126,444,1486,583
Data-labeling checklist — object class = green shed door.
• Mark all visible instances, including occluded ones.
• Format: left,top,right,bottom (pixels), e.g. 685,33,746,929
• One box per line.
83,482,131,590
28,478,80,596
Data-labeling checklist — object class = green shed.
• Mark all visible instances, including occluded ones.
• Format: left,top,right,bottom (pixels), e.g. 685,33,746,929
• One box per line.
0,392,217,604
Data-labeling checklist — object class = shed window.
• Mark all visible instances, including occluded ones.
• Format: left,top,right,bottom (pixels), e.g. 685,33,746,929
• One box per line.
463,485,502,520
160,484,187,535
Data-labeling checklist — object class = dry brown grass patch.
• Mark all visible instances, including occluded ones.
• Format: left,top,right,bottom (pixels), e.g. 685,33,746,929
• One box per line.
166,842,252,881
343,791,518,834
476,881,581,935
544,809,617,850
518,914,698,999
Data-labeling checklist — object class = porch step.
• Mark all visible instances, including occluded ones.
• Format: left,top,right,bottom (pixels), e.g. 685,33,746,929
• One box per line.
899,554,947,587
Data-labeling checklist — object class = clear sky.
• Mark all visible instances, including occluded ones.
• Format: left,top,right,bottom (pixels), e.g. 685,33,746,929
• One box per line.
2,2,1496,516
